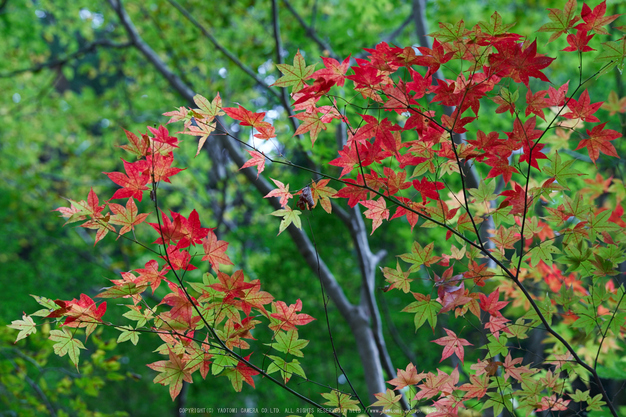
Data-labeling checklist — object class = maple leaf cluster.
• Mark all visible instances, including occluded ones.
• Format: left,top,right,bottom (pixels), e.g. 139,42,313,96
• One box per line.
9,0,626,415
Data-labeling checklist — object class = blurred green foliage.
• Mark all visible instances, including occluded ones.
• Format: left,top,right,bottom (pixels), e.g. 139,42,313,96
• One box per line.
1,0,625,415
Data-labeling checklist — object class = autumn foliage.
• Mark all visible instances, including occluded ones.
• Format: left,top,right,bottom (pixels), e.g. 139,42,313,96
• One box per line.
9,1,626,416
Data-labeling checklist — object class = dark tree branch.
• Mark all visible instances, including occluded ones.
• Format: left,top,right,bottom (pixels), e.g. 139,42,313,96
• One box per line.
281,0,337,59
165,0,280,100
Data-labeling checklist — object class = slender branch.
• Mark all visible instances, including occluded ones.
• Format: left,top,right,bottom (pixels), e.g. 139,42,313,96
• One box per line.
281,0,337,59
270,0,311,150
165,0,280,100
1,350,57,417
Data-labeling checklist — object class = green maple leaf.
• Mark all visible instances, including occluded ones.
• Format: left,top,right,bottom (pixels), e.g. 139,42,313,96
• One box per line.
49,328,86,370
528,240,561,267
478,11,515,37
266,355,306,383
469,179,497,204
543,151,583,188
30,294,63,318
266,330,309,357
570,310,598,335
595,38,626,77
320,389,361,415
402,294,441,331
370,389,403,413
192,93,225,120
8,314,37,342
600,90,626,116
96,282,148,298
271,50,316,93
485,334,508,357
537,0,580,42
380,261,413,293
588,209,619,242
116,325,139,345
491,205,514,226
429,20,467,42
587,393,607,411
570,389,591,402
398,241,440,272
270,207,302,235
123,305,155,327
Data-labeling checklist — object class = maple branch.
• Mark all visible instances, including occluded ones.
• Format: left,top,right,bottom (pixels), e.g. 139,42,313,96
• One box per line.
270,0,314,151
507,69,620,417
281,0,337,60
107,0,196,100
106,0,376,411
410,0,494,257
218,129,390,403
381,11,414,45
145,148,343,417
0,39,132,78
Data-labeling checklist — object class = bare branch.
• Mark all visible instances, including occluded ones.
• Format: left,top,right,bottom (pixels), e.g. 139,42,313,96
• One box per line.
165,0,280,100
281,0,337,59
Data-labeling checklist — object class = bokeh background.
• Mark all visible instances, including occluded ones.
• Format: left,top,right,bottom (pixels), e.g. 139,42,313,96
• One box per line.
1,0,625,416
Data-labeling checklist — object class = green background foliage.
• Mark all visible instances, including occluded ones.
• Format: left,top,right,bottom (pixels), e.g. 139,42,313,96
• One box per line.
1,0,625,415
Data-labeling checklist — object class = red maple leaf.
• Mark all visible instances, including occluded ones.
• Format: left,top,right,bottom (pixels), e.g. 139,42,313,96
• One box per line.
270,299,315,332
209,270,256,302
360,198,389,234
519,141,548,170
264,178,293,207
334,178,369,208
390,197,423,231
310,56,351,87
239,280,274,316
62,294,107,338
223,105,272,131
525,87,548,120
432,328,472,364
562,29,595,52
240,150,266,179
412,177,445,203
178,209,213,249
161,282,197,326
489,39,555,86
103,159,151,202
546,81,569,107
387,363,425,390
484,155,519,184
232,354,260,389
161,245,197,271
575,0,621,35
143,152,185,183
575,122,621,163
479,289,509,316
201,230,233,272
415,39,454,76
562,89,603,122
499,182,529,215
148,125,179,147
346,61,385,89
135,259,170,293
459,374,489,399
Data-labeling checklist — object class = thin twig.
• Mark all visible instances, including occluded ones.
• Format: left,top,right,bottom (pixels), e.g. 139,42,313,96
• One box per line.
281,0,337,59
